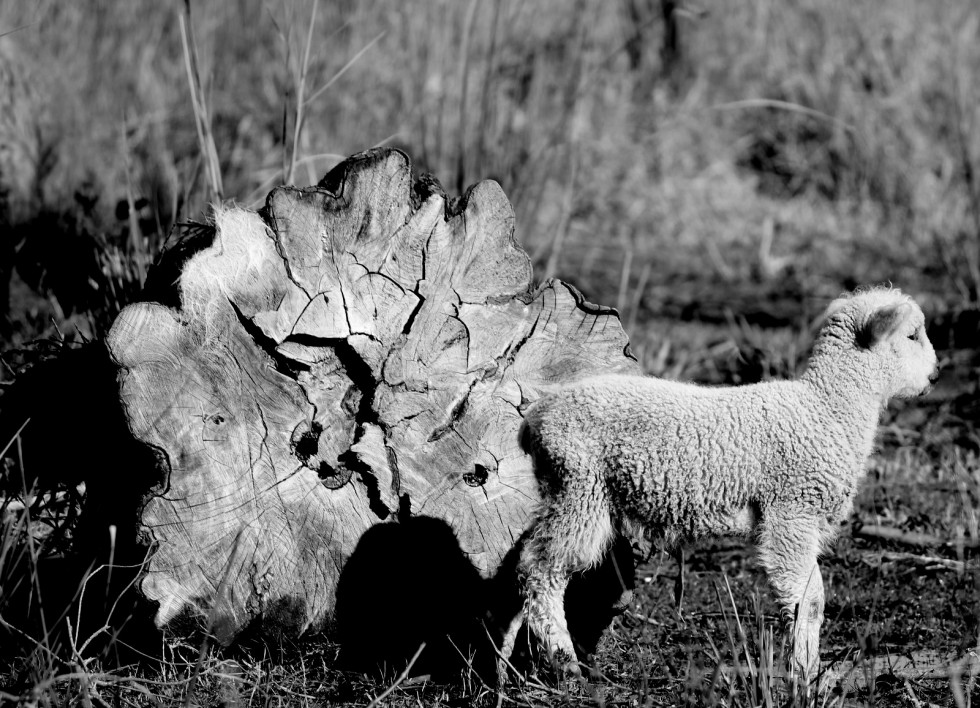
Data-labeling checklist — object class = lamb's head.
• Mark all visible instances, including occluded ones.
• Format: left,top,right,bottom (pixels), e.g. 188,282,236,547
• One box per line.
814,286,938,401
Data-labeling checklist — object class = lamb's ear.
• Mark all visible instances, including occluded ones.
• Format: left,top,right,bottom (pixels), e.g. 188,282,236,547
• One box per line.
856,302,910,349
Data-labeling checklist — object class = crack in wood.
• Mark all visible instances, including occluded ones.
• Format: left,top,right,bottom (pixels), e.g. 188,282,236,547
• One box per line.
259,197,315,302
400,292,426,336
385,445,401,501
426,387,471,443
228,298,310,379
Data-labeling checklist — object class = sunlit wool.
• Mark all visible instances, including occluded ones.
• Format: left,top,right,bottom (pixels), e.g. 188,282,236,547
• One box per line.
501,286,939,684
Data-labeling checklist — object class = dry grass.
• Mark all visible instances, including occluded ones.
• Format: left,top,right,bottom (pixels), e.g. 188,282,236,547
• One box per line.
1,0,979,706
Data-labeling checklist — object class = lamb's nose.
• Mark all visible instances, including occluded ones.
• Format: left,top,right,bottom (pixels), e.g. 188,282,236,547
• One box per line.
929,369,939,384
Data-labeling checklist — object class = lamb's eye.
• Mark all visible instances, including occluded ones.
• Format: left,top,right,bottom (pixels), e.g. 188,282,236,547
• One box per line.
907,331,917,341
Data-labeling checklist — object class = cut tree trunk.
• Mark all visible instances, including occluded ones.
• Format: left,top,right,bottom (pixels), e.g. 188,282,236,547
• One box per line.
106,148,639,645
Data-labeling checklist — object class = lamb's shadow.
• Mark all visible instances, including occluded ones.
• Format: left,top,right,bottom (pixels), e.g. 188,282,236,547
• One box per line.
333,510,635,683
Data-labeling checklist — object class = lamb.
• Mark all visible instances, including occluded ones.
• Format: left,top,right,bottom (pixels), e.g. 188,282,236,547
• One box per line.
499,286,938,684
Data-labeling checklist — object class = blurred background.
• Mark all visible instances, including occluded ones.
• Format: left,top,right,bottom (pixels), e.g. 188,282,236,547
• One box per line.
1,0,977,382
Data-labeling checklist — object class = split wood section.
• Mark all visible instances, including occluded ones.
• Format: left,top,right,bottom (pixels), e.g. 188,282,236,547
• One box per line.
106,148,638,641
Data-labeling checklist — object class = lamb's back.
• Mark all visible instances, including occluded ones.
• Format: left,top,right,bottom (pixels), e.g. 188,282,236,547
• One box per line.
527,374,855,527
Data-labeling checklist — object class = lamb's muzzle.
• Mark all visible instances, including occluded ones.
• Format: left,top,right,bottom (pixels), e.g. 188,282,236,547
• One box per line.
498,286,937,687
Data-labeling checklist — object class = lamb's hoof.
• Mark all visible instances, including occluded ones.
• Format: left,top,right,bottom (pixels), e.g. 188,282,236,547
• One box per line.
612,589,634,614
551,648,582,678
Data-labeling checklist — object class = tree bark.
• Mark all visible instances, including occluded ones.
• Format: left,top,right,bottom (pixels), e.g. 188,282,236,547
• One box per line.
106,148,639,643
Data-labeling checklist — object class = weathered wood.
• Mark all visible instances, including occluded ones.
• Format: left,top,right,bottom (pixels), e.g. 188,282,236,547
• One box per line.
106,148,639,643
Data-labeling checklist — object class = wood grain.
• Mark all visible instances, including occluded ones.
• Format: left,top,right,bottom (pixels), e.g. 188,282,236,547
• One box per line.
106,148,639,641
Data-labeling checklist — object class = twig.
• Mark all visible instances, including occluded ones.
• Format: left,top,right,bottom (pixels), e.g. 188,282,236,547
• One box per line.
484,625,529,708
0,21,40,38
854,523,980,550
625,609,663,626
30,670,193,701
864,550,969,573
365,642,427,708
710,98,856,134
904,678,924,708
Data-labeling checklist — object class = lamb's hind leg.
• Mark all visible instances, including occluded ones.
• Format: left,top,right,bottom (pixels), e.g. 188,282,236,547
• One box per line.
519,490,616,676
523,552,578,670
496,549,570,686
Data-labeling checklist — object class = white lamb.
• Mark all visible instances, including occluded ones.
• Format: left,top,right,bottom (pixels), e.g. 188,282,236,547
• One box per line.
500,286,938,684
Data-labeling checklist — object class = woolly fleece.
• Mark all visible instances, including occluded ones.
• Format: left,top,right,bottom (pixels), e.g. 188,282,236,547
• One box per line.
501,286,938,684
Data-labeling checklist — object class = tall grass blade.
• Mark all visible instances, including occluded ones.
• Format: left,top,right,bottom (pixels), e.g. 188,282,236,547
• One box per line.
178,3,223,202
286,0,319,185
303,32,386,109
455,0,480,195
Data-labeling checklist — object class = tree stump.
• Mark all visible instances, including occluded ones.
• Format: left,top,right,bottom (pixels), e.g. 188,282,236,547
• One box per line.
105,148,639,645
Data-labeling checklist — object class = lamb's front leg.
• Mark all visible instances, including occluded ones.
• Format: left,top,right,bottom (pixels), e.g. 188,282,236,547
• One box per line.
788,562,825,681
756,515,825,683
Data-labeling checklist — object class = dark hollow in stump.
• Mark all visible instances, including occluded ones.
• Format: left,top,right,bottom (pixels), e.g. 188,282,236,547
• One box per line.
105,148,639,650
